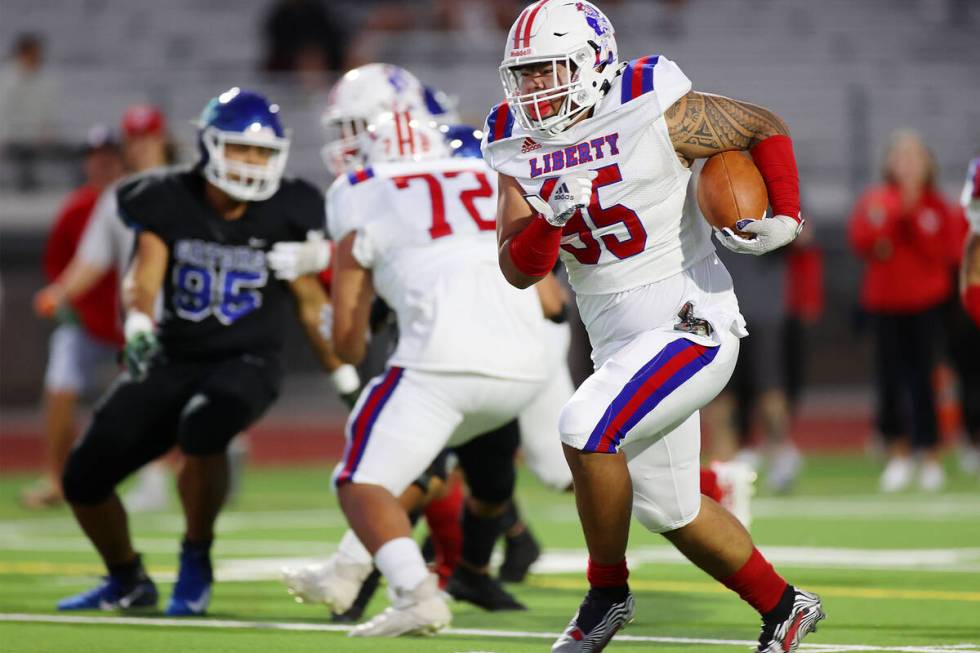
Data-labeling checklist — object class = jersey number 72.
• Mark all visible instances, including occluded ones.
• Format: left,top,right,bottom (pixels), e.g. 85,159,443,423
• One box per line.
391,170,496,239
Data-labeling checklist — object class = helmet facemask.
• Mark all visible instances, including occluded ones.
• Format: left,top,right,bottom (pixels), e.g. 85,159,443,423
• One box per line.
321,115,369,177
501,43,611,135
201,126,289,202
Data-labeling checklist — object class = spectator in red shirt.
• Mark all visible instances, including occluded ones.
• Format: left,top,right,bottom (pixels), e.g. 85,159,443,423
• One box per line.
848,130,957,493
21,125,124,509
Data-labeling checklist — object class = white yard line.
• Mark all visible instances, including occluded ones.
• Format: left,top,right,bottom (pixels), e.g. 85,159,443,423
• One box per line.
0,613,975,653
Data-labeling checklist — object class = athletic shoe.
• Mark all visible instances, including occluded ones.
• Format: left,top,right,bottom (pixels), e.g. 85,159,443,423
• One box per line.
755,588,825,653
166,547,213,616
499,528,541,583
122,464,170,513
348,573,451,637
552,589,635,652
959,445,980,475
710,460,757,529
20,477,63,510
767,444,802,494
879,456,915,493
918,460,946,492
282,553,373,613
331,567,382,623
57,575,158,611
447,565,526,611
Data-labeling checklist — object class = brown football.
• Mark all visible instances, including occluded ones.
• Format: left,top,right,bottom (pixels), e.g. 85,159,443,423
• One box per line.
697,151,768,235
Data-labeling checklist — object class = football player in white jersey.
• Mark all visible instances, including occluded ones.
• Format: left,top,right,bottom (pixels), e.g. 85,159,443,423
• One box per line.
484,2,824,652
321,110,559,636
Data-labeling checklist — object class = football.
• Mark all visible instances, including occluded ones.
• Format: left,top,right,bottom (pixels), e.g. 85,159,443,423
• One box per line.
696,151,769,235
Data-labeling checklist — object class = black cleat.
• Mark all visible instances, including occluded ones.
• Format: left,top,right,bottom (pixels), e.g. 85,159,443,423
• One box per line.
499,528,541,583
755,587,825,653
331,567,382,623
446,565,526,611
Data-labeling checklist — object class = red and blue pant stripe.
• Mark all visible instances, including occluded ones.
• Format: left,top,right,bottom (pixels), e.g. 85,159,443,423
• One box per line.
584,339,718,453
335,366,403,485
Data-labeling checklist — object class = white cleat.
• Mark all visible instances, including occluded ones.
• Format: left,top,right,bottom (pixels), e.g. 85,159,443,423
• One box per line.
918,460,946,492
767,444,803,494
879,456,915,493
711,460,757,529
281,554,372,613
348,574,451,637
122,464,170,513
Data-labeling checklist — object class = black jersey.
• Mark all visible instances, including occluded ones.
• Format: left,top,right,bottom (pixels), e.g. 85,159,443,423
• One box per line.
117,165,324,360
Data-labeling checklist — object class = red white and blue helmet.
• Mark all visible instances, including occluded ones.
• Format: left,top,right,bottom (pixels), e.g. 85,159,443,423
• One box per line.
363,109,450,165
197,87,290,202
500,0,619,135
320,63,427,176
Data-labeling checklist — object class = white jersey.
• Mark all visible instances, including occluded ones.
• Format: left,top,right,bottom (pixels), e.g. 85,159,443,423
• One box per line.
327,156,549,381
482,54,714,296
76,183,135,280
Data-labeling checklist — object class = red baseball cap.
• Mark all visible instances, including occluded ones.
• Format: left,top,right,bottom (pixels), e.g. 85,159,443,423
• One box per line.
121,104,166,137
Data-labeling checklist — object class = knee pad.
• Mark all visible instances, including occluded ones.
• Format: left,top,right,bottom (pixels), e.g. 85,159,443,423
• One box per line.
631,475,701,534
178,392,254,456
62,449,115,505
557,395,596,450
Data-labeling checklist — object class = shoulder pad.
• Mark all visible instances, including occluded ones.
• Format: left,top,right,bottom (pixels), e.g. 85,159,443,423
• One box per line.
484,102,516,144
619,54,661,104
346,168,375,186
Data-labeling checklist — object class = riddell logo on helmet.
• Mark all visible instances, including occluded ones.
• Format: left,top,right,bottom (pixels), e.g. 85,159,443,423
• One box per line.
510,48,535,57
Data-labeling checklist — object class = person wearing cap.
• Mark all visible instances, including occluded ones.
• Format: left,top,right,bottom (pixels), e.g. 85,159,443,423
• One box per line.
31,105,178,511
22,124,124,509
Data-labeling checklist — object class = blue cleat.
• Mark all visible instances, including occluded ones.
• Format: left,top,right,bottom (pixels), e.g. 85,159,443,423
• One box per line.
57,575,158,611
166,546,213,616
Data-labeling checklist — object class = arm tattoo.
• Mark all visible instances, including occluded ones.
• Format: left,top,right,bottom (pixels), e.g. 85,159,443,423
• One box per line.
666,91,789,161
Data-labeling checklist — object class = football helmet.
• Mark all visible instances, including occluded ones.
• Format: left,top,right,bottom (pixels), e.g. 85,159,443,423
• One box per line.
499,0,619,135
321,63,427,176
364,110,450,165
443,124,484,159
197,87,290,202
422,85,461,125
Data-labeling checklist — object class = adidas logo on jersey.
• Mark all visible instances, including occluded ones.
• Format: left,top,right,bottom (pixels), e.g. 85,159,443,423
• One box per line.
521,137,541,153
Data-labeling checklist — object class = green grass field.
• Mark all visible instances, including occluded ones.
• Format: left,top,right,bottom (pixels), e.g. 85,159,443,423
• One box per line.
1,456,978,652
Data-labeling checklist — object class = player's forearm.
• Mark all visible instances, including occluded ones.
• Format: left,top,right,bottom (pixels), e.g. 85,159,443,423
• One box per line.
964,234,980,289
59,258,109,302
499,237,549,289
299,307,347,372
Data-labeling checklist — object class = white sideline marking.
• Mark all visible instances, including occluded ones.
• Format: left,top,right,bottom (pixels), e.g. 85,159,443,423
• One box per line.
0,613,976,653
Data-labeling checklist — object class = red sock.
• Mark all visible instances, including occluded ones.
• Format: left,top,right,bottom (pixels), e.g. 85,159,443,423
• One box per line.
424,476,464,586
587,558,629,588
700,467,724,503
721,548,788,615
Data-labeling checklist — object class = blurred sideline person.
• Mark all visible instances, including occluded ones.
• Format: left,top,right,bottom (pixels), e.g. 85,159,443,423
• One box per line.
704,195,802,494
33,105,199,512
848,130,958,492
56,88,349,616
952,157,980,471
22,125,124,509
486,3,824,652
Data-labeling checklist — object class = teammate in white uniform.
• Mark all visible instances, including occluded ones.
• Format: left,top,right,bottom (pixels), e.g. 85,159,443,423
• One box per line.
322,109,555,636
485,3,824,652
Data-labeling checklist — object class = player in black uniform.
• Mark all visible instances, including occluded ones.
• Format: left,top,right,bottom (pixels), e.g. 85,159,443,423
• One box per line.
56,88,354,616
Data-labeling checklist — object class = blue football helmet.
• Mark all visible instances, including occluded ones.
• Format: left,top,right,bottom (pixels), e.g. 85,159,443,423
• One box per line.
197,87,290,201
443,124,484,159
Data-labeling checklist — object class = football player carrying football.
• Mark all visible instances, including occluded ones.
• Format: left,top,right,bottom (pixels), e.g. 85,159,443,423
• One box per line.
484,2,823,652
